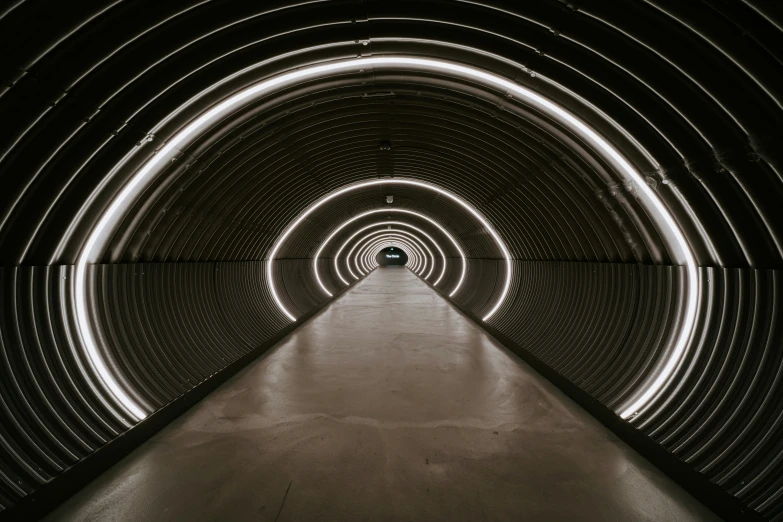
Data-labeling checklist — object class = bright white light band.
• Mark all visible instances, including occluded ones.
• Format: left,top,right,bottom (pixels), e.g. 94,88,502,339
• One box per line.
356,230,434,278
354,233,424,276
364,240,419,270
362,239,419,272
367,242,413,269
358,235,424,273
337,222,443,282
75,55,695,424
352,232,429,275
311,208,466,300
350,232,423,276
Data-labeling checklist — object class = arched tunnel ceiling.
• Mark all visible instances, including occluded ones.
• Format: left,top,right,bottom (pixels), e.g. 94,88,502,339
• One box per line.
1,1,782,520
4,0,783,268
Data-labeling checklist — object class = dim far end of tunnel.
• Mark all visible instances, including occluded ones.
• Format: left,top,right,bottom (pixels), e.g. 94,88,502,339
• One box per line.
1,2,781,522
376,245,410,266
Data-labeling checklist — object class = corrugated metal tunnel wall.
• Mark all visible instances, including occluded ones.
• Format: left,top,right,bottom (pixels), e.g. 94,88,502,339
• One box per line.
0,1,781,520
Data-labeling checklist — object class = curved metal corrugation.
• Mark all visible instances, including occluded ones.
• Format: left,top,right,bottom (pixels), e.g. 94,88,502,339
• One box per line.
0,266,116,507
472,261,680,411
0,259,359,512
436,260,782,519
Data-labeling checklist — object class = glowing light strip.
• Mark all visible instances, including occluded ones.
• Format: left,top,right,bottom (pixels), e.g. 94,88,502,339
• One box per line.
75,266,146,421
337,223,442,282
366,242,413,270
357,235,424,273
351,229,435,279
361,235,428,276
354,235,428,277
76,55,695,424
365,242,416,273
363,239,420,271
352,233,424,275
353,232,428,275
312,208,465,299
359,238,418,272
356,234,423,276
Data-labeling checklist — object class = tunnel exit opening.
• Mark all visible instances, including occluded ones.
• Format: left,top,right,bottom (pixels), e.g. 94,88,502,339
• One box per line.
377,247,408,266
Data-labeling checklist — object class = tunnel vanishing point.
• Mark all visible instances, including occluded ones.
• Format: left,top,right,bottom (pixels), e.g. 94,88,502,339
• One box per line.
0,1,782,521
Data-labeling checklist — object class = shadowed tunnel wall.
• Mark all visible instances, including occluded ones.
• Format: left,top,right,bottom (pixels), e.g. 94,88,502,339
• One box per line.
0,1,781,520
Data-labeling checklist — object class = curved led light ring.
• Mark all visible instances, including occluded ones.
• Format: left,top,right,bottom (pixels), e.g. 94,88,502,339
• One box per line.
348,228,437,281
361,239,419,272
349,231,426,278
358,234,426,275
359,238,420,273
357,235,425,274
368,242,419,270
364,240,419,271
358,233,431,277
366,242,414,270
339,223,442,281
350,228,435,279
370,241,419,272
75,55,695,424
352,228,435,279
313,208,466,299
350,232,426,277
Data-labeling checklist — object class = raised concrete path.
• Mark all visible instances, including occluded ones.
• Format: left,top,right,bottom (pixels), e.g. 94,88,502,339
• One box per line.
46,266,717,521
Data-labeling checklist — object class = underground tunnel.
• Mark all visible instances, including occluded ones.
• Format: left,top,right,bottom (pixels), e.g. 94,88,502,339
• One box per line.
0,1,782,520
377,247,409,266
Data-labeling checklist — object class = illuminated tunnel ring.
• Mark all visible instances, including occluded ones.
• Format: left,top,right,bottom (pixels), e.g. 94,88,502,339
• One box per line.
358,237,421,273
338,224,438,282
344,224,443,283
359,236,424,274
313,208,467,300
357,235,425,274
352,233,425,276
368,241,419,272
351,229,434,279
341,225,440,281
364,240,420,270
75,55,696,425
355,233,430,276
360,238,420,272
364,239,421,272
366,242,415,270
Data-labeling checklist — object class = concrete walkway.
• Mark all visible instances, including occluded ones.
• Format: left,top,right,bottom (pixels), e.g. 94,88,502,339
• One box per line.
46,266,718,521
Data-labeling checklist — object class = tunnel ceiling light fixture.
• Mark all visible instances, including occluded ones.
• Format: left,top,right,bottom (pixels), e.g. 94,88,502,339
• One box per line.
353,229,435,280
360,239,409,272
360,236,421,276
336,222,443,283
365,240,418,271
75,55,696,425
356,234,427,275
310,207,467,300
353,232,426,277
363,238,420,273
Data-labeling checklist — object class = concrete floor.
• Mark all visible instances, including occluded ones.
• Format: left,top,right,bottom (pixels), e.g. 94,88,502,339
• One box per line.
46,266,719,522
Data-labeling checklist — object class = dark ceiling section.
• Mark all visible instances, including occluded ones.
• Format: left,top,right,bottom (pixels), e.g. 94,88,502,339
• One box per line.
1,1,782,520
102,78,649,264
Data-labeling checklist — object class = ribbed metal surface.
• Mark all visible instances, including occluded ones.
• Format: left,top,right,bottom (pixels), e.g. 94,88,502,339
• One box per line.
448,261,782,519
0,266,119,509
649,268,783,516
0,260,342,511
483,261,682,410
1,1,782,519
